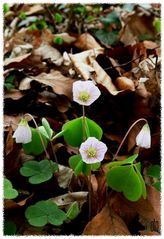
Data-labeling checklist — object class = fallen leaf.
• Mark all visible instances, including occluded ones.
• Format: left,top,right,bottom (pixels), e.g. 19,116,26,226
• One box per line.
74,33,101,50
53,33,76,44
9,43,33,58
4,90,25,100
24,5,44,16
4,193,34,209
4,53,31,67
139,230,160,235
34,44,63,66
115,76,135,91
83,204,131,235
50,191,88,210
90,174,98,192
5,126,14,156
4,115,22,131
19,70,75,99
57,165,73,189
68,48,104,79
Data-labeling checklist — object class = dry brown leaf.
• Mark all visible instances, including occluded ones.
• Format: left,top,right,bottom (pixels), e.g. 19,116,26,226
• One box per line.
25,5,44,15
57,165,73,189
115,76,135,91
69,48,104,79
74,33,101,50
5,126,14,156
34,44,63,65
4,90,25,100
19,70,74,99
51,191,88,209
90,174,98,192
83,204,131,235
139,230,160,235
91,60,120,95
4,193,34,209
54,33,76,44
4,53,31,67
4,115,22,131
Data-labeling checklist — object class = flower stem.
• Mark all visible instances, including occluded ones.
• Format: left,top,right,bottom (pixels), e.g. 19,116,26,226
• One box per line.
24,113,54,173
51,130,65,142
82,105,87,141
113,118,147,161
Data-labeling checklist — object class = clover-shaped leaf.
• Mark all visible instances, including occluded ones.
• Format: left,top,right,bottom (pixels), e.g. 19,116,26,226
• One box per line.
62,117,102,147
22,127,48,155
20,159,58,184
69,154,100,176
106,165,143,201
25,200,66,227
147,165,160,179
4,179,18,199
106,154,138,169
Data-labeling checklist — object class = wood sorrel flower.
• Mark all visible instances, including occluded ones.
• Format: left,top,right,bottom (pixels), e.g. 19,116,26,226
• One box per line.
13,118,32,144
136,123,151,148
73,80,101,106
79,137,107,164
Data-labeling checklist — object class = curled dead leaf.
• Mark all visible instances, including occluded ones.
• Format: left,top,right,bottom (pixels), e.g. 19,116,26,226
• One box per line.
57,165,73,189
74,33,101,50
115,76,135,91
50,191,88,209
4,53,31,67
83,204,130,235
53,33,76,44
34,44,63,66
19,70,74,99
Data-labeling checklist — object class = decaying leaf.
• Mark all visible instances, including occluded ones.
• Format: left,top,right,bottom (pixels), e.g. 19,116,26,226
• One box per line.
74,33,101,50
57,165,73,189
34,44,63,66
19,70,75,99
5,126,14,156
83,204,131,235
115,76,135,91
4,53,32,67
24,4,44,16
4,90,25,100
50,191,88,209
53,33,76,44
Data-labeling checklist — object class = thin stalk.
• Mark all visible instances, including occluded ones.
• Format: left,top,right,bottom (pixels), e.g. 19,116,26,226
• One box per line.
82,105,86,141
113,118,147,161
50,141,59,172
51,130,65,142
24,113,54,173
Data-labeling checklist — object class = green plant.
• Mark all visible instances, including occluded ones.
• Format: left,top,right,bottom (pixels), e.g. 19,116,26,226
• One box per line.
3,3,10,13
4,178,18,199
4,74,15,91
25,200,66,227
146,165,160,191
20,159,58,184
53,36,64,45
54,13,63,24
95,11,122,45
4,220,17,235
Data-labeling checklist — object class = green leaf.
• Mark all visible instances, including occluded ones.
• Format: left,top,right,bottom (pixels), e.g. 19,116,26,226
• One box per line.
22,127,48,155
106,154,138,169
41,118,53,140
25,200,66,227
152,182,161,192
95,29,119,45
20,159,58,184
4,220,17,235
106,165,143,201
100,11,121,29
153,18,161,33
66,201,80,220
147,165,160,179
53,36,64,45
134,163,147,199
69,154,100,176
19,12,27,19
54,13,63,23
3,3,10,13
62,117,102,147
4,179,18,199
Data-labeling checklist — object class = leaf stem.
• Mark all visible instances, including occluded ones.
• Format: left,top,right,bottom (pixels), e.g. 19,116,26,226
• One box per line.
113,118,147,161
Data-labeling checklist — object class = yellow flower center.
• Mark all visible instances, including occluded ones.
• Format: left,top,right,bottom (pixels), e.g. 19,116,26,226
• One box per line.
86,147,97,158
79,91,90,102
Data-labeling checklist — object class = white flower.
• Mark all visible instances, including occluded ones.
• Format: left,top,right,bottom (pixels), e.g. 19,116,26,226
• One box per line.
136,123,151,148
13,118,32,144
79,137,107,164
73,80,101,106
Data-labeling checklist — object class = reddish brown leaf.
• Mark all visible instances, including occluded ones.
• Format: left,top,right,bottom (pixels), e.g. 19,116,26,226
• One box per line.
5,126,14,156
74,33,101,50
83,204,131,235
